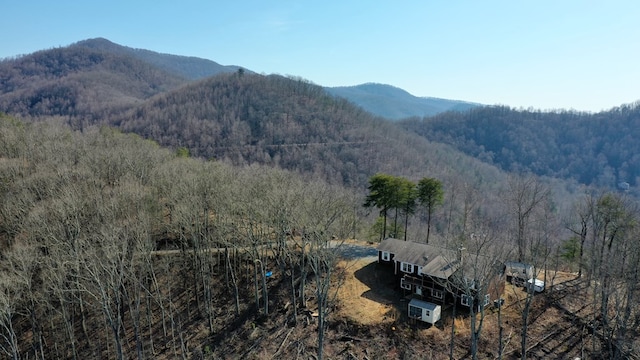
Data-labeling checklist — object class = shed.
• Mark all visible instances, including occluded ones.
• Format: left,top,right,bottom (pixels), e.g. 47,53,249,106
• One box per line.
504,261,533,281
408,298,441,324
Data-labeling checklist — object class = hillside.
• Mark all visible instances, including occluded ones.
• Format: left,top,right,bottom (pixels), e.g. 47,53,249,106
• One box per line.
75,37,244,80
0,44,188,121
0,38,244,123
2,116,634,360
400,104,640,192
326,83,479,120
2,39,640,359
110,72,505,191
2,39,639,197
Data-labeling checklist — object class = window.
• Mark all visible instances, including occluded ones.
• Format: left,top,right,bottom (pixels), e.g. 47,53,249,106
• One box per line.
381,251,390,261
401,262,414,273
425,310,430,317
417,266,423,275
409,305,421,318
484,294,491,306
461,294,471,307
431,289,444,299
401,278,411,290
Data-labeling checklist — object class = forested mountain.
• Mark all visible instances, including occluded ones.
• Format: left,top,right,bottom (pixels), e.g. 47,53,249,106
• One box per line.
0,38,243,123
75,37,244,80
2,113,638,360
0,42,187,120
0,39,507,194
325,83,479,120
3,40,640,359
110,72,505,190
400,104,640,191
2,39,638,196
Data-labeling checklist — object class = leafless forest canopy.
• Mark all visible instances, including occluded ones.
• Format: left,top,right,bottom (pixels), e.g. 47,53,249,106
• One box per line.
1,39,640,359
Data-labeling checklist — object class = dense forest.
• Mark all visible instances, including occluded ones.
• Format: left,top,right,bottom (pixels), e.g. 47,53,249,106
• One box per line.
2,39,639,195
109,72,502,190
0,38,239,124
1,39,640,359
0,45,183,120
0,115,362,359
2,113,640,359
400,104,640,191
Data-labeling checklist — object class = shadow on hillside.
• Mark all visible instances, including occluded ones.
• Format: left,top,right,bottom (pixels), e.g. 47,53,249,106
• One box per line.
354,262,399,305
337,243,379,260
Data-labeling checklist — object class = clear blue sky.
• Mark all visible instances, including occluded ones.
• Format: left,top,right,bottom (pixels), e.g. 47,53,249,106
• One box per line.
2,1,639,112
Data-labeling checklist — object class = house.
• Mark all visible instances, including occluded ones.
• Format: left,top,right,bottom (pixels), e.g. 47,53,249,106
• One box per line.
377,238,505,312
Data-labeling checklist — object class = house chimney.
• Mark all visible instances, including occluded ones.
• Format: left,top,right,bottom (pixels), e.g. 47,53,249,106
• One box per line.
458,246,466,267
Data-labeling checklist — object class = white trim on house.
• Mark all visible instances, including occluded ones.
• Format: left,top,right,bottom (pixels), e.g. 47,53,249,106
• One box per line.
381,251,390,261
401,278,412,290
408,304,422,319
431,288,444,299
483,294,490,306
400,262,414,273
461,294,471,307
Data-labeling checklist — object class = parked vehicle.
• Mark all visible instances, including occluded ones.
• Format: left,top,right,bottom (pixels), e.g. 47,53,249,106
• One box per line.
527,278,545,293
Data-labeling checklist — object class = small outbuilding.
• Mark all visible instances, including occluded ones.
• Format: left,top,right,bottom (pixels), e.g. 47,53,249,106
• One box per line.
505,261,534,283
408,298,441,324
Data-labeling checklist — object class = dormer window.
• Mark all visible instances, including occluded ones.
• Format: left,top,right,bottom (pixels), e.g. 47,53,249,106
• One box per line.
381,251,390,261
401,262,414,273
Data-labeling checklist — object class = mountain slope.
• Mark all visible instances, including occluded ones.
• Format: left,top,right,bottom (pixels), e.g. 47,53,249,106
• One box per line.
75,37,244,80
0,41,189,120
111,73,505,189
325,83,479,120
400,104,640,190
0,38,246,121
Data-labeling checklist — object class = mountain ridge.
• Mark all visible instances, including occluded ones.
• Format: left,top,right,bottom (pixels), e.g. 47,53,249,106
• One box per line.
325,82,480,120
73,37,244,80
1,38,638,193
110,72,505,190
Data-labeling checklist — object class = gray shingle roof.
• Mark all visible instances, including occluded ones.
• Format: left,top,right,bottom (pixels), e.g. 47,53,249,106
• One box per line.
377,238,461,279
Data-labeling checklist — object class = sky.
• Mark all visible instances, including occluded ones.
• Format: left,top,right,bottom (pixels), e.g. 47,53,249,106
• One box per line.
2,1,639,112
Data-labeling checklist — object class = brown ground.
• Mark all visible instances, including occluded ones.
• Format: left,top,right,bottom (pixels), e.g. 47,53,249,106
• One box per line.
333,247,602,359
336,258,399,325
15,239,618,359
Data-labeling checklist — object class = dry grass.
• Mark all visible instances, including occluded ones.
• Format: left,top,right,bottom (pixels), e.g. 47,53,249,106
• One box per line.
332,255,595,358
335,258,398,325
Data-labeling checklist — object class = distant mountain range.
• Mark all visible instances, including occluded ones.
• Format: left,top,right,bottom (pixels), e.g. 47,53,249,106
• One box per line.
0,38,505,193
325,83,480,120
0,38,638,192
